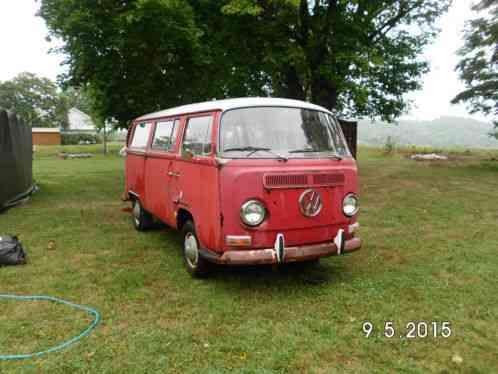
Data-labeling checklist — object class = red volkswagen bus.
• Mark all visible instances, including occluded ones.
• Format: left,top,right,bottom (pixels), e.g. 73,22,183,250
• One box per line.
125,98,361,277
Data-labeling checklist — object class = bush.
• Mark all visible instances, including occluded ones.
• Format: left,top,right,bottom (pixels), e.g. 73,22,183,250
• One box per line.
61,132,100,145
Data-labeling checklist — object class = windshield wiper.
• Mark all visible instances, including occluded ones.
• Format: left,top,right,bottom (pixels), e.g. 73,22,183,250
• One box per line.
288,148,342,160
223,146,269,153
325,154,343,160
288,148,320,153
223,146,288,161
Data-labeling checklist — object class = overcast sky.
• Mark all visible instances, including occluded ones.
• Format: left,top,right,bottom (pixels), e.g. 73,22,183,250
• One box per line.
0,0,488,122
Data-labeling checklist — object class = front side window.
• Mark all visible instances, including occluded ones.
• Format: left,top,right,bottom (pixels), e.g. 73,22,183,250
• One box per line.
220,107,351,159
182,116,213,156
152,119,179,152
130,122,152,149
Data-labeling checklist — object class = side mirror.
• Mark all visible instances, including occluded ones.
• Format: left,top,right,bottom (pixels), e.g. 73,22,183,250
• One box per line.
182,146,194,160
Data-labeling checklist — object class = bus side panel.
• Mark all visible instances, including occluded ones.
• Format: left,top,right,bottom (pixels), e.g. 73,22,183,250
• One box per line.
144,153,177,227
197,163,222,252
173,159,222,252
126,151,147,200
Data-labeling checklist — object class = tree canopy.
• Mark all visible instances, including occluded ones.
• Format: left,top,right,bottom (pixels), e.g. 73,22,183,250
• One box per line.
0,72,97,129
452,0,497,132
0,72,68,128
40,0,451,128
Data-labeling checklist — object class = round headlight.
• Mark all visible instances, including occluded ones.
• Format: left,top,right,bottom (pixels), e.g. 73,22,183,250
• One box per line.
240,200,266,227
343,193,359,217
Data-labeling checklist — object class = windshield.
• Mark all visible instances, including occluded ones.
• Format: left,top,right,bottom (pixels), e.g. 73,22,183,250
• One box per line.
219,107,351,159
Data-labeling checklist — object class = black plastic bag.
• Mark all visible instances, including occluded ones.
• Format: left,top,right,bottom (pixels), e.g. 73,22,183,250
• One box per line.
0,235,27,266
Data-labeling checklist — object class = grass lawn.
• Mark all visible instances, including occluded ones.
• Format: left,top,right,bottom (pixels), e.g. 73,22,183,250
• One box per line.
1,144,497,373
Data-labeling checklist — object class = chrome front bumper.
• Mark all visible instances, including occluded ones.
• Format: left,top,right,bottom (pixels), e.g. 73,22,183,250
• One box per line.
205,237,362,266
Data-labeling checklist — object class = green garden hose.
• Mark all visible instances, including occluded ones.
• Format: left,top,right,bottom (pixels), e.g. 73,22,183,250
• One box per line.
0,294,100,361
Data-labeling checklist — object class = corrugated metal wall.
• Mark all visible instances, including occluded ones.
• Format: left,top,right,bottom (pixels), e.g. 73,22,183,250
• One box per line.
0,110,34,209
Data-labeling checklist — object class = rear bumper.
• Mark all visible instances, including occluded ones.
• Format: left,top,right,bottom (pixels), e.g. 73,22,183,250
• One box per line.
202,237,362,266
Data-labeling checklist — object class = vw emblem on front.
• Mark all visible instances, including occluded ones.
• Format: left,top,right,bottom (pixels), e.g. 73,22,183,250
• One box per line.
299,189,323,217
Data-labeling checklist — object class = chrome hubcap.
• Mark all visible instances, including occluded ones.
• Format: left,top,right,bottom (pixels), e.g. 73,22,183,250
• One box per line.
133,202,141,226
184,233,199,268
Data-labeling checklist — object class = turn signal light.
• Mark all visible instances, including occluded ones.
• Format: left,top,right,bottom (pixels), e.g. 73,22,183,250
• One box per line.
225,235,252,247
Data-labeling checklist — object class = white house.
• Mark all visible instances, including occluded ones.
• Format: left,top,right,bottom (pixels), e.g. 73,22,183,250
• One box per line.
67,108,95,133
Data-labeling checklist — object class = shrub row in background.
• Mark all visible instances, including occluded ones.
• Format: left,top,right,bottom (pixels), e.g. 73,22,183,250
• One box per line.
61,132,100,145
61,130,127,145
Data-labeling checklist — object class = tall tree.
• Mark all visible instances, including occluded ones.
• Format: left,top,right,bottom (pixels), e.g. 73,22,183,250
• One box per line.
62,86,94,116
40,0,451,127
452,0,497,134
0,72,69,128
222,0,451,121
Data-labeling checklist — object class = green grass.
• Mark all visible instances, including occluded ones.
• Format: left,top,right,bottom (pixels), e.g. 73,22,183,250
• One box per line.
1,146,497,373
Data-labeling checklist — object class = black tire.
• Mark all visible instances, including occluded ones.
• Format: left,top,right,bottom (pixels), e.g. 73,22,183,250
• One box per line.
132,199,153,231
181,220,210,277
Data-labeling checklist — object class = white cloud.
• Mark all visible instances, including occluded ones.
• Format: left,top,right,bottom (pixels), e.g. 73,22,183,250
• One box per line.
402,0,487,122
0,0,65,82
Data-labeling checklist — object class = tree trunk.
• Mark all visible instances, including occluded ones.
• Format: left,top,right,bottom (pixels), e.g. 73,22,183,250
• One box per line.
281,66,305,100
311,76,338,111
103,122,108,155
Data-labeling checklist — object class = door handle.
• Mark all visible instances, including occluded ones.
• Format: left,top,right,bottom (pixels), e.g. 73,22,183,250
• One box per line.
167,171,181,177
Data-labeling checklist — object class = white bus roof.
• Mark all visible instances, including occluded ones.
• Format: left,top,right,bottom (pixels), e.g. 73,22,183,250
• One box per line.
135,97,331,122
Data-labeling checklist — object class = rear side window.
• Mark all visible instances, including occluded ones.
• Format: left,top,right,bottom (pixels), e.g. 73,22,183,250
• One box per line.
130,122,152,149
182,116,213,156
152,119,179,152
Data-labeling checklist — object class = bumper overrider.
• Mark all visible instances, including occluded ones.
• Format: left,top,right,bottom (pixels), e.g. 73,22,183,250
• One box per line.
200,231,362,266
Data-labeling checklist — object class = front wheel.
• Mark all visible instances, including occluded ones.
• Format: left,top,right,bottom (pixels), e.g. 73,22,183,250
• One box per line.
132,199,153,231
182,220,210,277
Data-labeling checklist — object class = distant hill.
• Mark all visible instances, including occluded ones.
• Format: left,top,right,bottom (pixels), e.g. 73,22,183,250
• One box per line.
358,116,497,149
